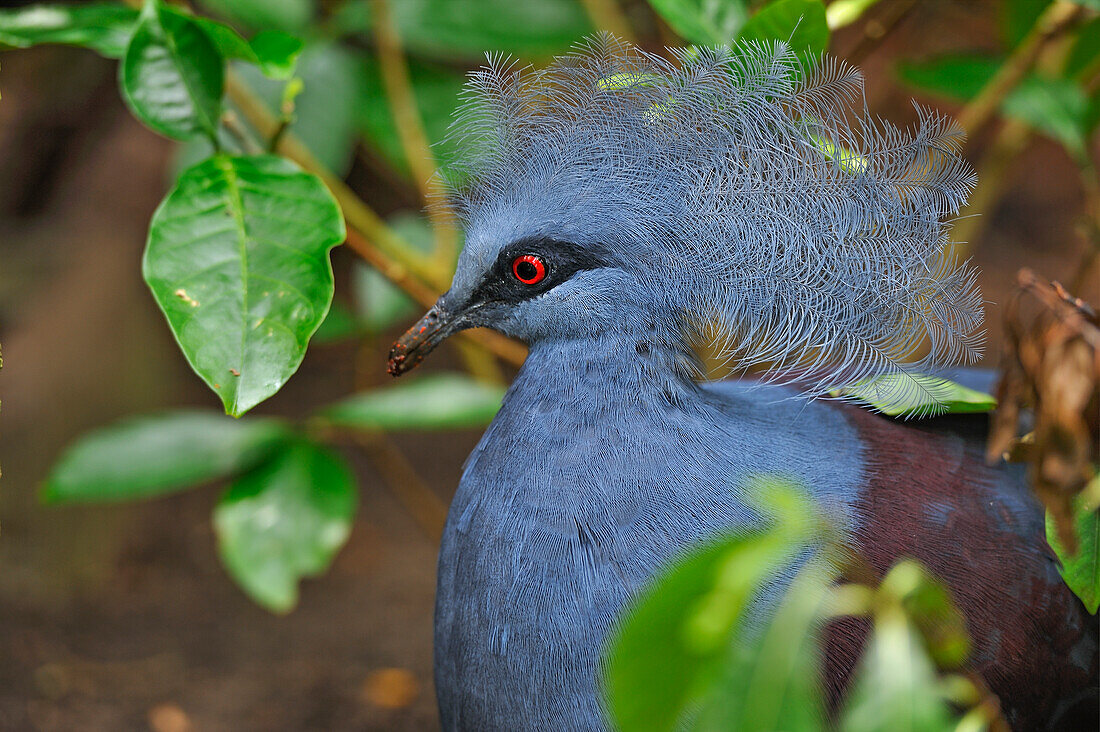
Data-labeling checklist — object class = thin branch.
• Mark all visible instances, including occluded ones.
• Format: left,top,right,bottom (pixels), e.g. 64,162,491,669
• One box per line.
220,110,261,154
579,0,636,43
370,0,460,263
352,430,448,543
956,0,1083,136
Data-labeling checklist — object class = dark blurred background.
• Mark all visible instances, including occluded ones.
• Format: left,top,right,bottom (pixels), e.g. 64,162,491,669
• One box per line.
0,0,1097,729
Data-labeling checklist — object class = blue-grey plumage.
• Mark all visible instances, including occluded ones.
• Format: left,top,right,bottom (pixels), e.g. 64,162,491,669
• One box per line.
386,36,1096,731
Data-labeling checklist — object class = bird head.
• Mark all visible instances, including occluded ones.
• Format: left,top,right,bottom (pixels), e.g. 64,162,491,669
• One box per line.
388,35,985,412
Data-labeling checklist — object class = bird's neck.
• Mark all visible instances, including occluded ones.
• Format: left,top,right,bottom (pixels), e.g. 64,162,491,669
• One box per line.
507,329,702,424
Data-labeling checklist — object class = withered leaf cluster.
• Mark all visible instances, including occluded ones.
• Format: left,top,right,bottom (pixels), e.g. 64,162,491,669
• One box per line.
988,269,1099,550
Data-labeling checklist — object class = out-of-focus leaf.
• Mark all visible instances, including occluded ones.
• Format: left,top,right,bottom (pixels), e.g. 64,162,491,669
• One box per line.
1065,17,1100,78
319,373,505,431
838,609,958,732
196,0,313,34
215,440,356,612
879,560,971,669
1070,0,1100,11
694,563,830,732
312,300,362,343
0,2,137,58
121,0,224,141
43,412,289,503
356,56,466,176
603,481,825,732
335,0,592,61
647,0,748,45
144,154,345,417
1002,0,1053,48
1046,493,1100,614
897,54,1002,101
738,0,830,56
192,16,303,79
236,41,362,175
1002,77,1091,158
834,374,997,416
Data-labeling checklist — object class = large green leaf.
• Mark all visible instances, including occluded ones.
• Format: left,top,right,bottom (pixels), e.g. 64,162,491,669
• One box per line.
214,440,356,613
335,0,592,61
1002,77,1092,158
838,610,957,732
738,0,830,56
120,0,224,141
0,3,138,58
647,0,748,45
602,482,824,732
144,154,345,416
1046,491,1100,614
43,411,289,503
319,373,505,432
196,0,313,34
834,374,996,417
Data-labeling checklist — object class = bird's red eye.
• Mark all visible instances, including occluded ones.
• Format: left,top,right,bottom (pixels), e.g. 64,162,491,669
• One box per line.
512,254,547,285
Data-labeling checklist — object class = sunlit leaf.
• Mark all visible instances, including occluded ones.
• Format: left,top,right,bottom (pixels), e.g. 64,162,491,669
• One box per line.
839,609,958,732
1046,491,1100,614
826,0,884,30
647,0,748,45
694,564,831,732
834,374,996,416
215,440,356,612
879,560,971,669
738,0,830,56
43,412,290,503
319,373,505,432
0,2,137,58
603,481,825,732
121,0,224,141
144,154,345,416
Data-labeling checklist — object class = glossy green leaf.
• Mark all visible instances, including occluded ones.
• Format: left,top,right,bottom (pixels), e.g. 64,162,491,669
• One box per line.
647,0,748,45
738,0,830,56
0,2,138,58
839,610,957,732
192,17,303,79
196,0,313,34
144,154,345,416
694,565,831,732
603,481,824,732
43,411,289,503
834,374,996,416
335,0,592,61
1046,492,1100,614
120,0,224,141
235,41,363,175
214,440,356,613
319,373,505,432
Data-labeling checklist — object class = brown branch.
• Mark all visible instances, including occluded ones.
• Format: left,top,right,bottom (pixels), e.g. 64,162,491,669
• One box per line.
353,431,448,543
579,0,636,43
370,0,460,261
956,1,1083,136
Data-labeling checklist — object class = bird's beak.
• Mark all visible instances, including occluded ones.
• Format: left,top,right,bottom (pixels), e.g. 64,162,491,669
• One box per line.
387,301,458,376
